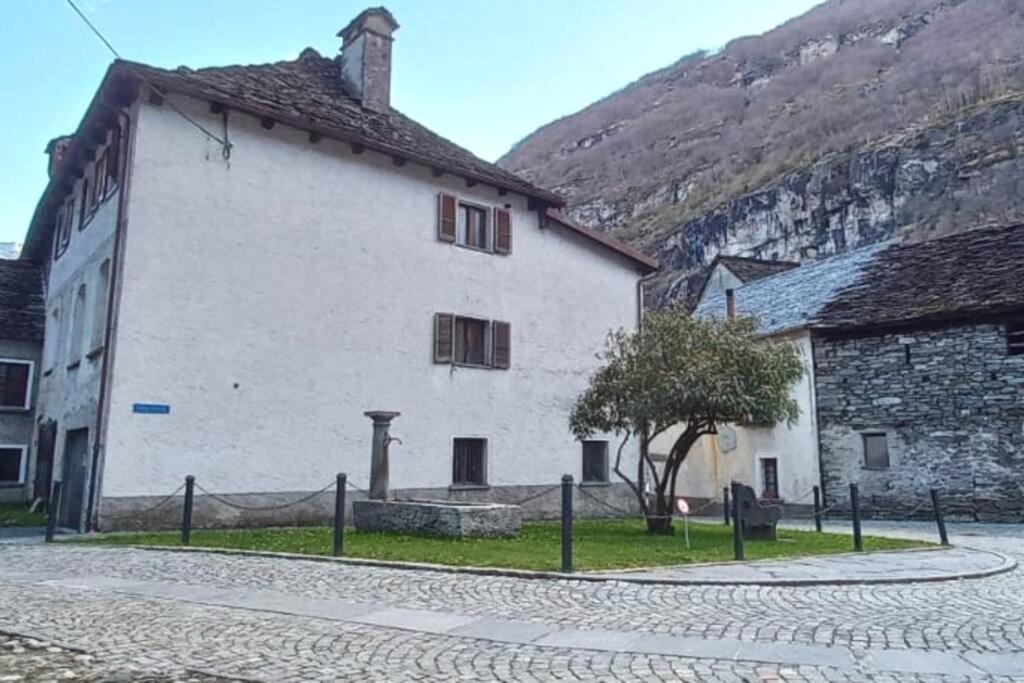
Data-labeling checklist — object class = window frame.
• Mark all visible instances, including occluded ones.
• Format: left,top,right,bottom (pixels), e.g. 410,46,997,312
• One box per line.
0,445,28,486
453,315,492,368
759,457,780,500
581,440,610,484
455,199,492,253
451,437,488,488
862,432,891,470
0,359,34,411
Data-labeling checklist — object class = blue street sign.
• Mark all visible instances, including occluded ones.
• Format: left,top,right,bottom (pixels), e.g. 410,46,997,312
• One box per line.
132,403,171,415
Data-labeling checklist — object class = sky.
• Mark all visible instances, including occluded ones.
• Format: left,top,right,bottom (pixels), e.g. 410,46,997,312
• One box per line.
0,0,822,244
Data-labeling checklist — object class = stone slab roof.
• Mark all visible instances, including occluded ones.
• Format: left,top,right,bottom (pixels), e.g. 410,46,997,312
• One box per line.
118,52,562,205
0,260,44,342
716,255,799,283
818,223,1024,329
694,243,890,335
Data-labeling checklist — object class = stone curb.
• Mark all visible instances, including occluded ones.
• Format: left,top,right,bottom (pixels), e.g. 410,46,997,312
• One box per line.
63,540,1018,587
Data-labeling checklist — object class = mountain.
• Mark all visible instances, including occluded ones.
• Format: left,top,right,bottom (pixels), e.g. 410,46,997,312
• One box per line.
499,0,1024,303
0,242,21,260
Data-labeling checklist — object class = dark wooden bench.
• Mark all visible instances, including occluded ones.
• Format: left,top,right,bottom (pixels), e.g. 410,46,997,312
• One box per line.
733,482,782,540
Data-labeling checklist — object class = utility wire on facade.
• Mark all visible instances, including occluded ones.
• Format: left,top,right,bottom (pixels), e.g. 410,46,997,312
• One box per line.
63,0,233,155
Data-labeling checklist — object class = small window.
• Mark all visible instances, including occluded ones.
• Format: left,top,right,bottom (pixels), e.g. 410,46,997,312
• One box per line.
760,458,779,499
0,446,27,485
44,309,61,371
457,203,489,250
1007,320,1024,356
91,260,111,351
454,317,490,366
582,440,609,483
863,433,890,469
453,438,487,486
68,285,87,366
0,361,32,410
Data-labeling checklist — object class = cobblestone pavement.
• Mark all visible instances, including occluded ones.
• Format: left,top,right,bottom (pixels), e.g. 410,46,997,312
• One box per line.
0,521,1021,681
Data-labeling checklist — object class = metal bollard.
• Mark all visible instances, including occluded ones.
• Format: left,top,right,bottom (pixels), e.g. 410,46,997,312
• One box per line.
730,481,744,561
561,475,573,573
334,473,347,556
723,486,730,525
812,485,823,533
181,475,195,546
850,483,863,552
45,481,62,543
930,488,949,546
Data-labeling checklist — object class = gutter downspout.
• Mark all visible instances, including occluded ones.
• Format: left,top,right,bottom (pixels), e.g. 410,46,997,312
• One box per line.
85,109,135,532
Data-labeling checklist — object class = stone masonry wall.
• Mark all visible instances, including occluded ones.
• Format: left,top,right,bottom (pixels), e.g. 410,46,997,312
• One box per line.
814,322,1024,521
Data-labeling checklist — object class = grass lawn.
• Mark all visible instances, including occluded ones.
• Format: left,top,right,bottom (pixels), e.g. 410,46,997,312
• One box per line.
0,503,47,528
75,519,930,571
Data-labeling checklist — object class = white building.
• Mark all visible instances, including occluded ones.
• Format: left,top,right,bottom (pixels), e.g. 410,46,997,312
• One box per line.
20,8,657,531
652,246,886,507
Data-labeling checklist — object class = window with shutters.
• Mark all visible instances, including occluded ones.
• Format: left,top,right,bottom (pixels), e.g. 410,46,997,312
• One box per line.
0,446,27,485
0,360,33,410
1007,319,1024,356
581,441,609,483
862,433,890,470
53,198,74,261
453,438,487,486
434,313,510,369
437,193,511,255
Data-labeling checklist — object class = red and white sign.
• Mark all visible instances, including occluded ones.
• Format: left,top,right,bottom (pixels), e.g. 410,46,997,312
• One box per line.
675,497,690,516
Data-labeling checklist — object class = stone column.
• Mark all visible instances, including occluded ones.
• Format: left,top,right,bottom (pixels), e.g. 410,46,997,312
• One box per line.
364,411,400,500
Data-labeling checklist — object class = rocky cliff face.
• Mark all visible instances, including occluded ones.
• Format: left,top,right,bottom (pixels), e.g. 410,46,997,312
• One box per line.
499,0,1024,303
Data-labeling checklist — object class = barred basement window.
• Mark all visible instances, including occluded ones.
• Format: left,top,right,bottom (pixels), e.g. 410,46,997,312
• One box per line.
1007,320,1024,356
453,438,487,486
862,433,890,470
0,446,26,485
581,441,609,483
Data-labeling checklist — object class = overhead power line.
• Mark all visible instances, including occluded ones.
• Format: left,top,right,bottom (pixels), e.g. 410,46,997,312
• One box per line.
63,0,232,155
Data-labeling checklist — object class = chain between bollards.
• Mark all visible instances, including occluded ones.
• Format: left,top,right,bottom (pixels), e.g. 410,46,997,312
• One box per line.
930,487,949,546
850,482,863,551
45,481,62,543
334,473,347,556
561,474,573,573
730,481,744,560
812,485,823,532
181,475,195,546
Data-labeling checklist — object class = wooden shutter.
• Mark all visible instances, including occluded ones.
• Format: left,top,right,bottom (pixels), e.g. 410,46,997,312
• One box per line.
438,193,457,242
434,313,454,363
492,321,511,369
494,208,512,254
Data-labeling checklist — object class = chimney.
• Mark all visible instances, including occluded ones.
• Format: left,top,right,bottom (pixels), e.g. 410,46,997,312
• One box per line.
338,7,399,113
725,289,736,320
45,135,74,178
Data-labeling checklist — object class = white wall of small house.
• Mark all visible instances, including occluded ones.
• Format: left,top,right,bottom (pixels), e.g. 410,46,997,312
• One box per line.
100,94,642,498
649,331,821,503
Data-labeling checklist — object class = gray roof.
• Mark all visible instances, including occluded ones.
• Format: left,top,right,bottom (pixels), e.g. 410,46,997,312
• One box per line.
694,242,891,335
0,260,44,342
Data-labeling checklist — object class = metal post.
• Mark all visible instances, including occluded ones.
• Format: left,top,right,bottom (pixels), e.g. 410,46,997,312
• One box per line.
561,474,573,573
45,481,62,543
812,485,823,533
181,475,195,546
930,488,949,546
730,481,744,561
334,473,347,556
850,483,863,552
723,486,730,525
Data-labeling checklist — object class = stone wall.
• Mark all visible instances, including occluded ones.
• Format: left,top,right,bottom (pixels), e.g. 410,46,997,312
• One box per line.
814,322,1024,521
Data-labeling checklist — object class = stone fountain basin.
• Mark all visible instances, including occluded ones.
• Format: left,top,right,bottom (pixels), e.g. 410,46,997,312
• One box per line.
352,499,522,538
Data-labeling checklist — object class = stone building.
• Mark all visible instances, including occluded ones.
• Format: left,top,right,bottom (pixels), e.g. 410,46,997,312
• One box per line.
685,223,1023,521
17,7,657,531
0,260,44,504
813,224,1024,520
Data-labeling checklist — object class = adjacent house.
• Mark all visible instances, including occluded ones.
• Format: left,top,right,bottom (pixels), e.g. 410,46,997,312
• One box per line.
0,261,44,504
694,255,798,305
19,7,657,531
675,225,1024,521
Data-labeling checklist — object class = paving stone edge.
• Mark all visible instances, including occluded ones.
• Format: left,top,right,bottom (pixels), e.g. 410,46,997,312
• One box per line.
64,542,1019,587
